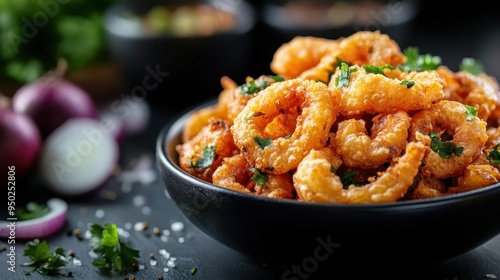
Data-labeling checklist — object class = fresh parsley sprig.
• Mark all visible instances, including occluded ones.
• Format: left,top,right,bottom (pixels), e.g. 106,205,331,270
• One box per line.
22,239,68,276
88,223,140,275
460,57,484,75
400,47,442,71
17,202,50,221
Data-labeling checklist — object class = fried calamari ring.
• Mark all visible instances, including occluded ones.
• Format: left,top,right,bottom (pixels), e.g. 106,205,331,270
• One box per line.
231,78,338,174
270,36,340,80
334,111,410,169
176,118,238,183
212,154,295,199
329,65,445,117
438,66,500,121
409,100,488,178
293,142,426,204
336,30,406,67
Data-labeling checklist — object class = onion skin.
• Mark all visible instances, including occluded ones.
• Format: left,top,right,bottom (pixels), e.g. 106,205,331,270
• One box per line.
0,198,67,239
12,77,97,138
0,109,42,180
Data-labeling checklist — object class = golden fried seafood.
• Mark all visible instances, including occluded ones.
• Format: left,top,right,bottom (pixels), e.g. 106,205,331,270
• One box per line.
174,30,500,203
336,30,406,67
407,173,448,200
212,154,295,198
182,76,236,142
231,78,338,174
409,100,488,179
293,142,426,204
328,65,445,117
438,66,500,121
212,153,251,193
176,118,238,182
334,111,410,169
450,164,500,194
226,75,285,124
270,36,339,80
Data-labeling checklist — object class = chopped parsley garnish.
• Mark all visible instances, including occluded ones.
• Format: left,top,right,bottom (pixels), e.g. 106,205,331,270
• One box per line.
335,62,356,87
22,239,68,275
460,57,484,75
239,78,267,95
465,105,478,121
363,65,394,75
17,201,50,221
254,137,272,149
239,75,283,95
89,223,140,275
250,168,269,189
270,75,285,82
400,80,415,88
400,47,442,71
330,166,359,189
429,132,464,159
190,266,198,275
488,144,500,164
338,170,357,189
190,145,215,169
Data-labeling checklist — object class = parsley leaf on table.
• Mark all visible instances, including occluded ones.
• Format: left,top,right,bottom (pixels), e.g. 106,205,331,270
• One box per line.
22,239,68,275
89,223,140,275
16,202,50,221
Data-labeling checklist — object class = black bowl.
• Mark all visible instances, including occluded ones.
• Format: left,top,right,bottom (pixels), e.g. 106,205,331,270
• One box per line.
156,99,500,273
104,0,257,111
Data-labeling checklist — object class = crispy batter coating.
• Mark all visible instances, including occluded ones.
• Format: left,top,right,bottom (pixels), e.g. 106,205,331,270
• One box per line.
336,30,406,67
329,66,445,117
231,78,338,174
293,142,426,203
270,36,340,80
334,111,410,169
409,100,488,178
176,118,238,183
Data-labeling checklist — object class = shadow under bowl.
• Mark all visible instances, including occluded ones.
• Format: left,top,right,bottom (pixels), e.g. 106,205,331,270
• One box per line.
156,99,500,273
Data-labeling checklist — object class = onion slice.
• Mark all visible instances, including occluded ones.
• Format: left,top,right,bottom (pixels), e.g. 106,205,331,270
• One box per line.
0,198,67,239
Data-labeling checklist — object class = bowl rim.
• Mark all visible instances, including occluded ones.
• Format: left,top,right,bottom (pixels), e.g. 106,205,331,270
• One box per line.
156,97,500,211
104,0,257,39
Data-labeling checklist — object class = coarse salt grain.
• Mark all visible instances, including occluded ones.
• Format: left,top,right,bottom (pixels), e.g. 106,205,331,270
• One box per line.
171,222,184,232
167,259,176,268
133,194,146,206
95,209,105,219
142,206,151,215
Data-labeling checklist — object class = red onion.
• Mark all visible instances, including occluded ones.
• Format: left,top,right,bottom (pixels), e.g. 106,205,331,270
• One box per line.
38,118,119,196
0,198,67,239
12,71,97,138
0,106,42,180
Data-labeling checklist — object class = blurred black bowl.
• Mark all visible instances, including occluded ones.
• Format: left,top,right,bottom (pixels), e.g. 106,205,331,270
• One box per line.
260,0,420,54
156,98,500,274
104,0,257,112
